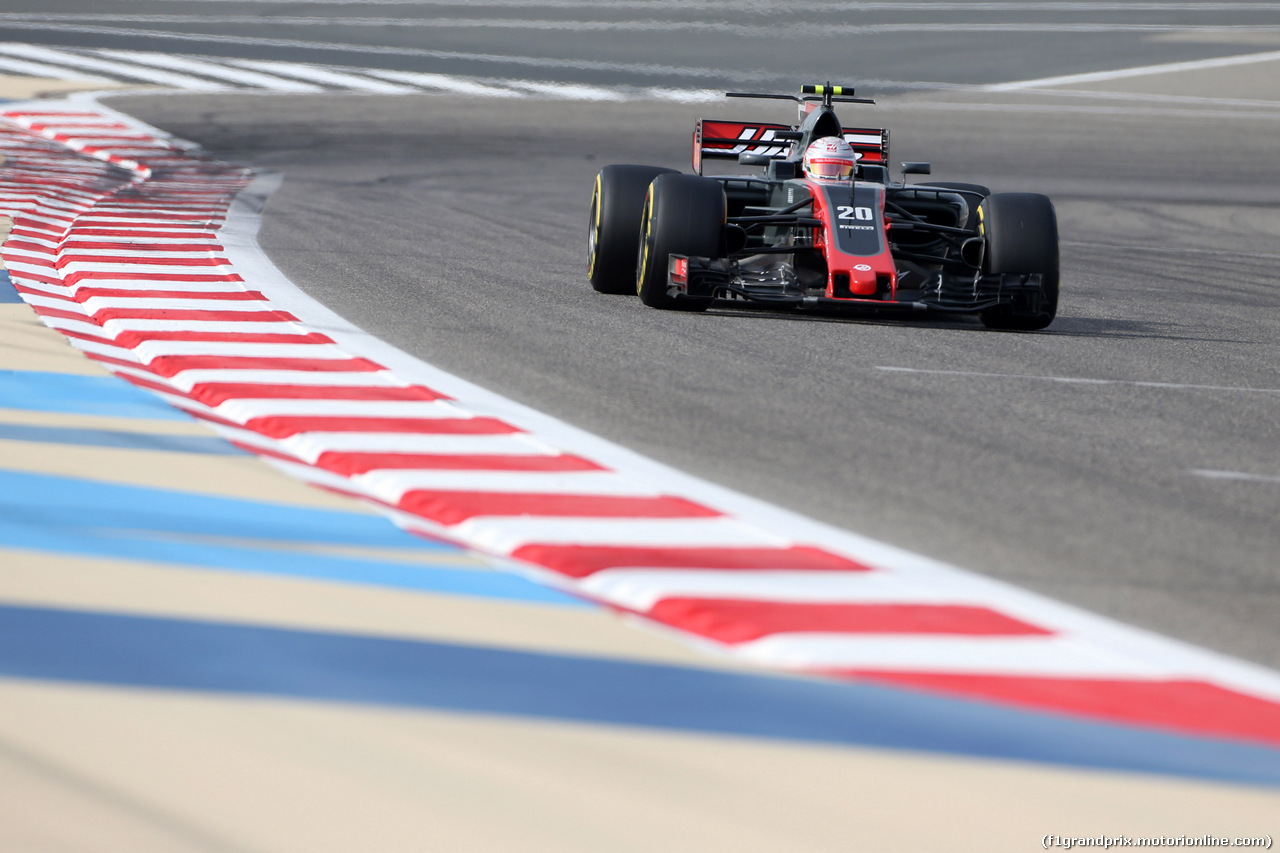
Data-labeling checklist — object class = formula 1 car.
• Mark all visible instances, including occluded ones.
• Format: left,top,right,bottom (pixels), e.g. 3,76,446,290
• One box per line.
587,84,1058,330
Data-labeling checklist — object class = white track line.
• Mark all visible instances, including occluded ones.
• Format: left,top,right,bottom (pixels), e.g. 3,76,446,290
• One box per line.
1002,88,1280,109
361,69,522,97
500,79,624,101
0,43,727,102
878,101,1280,121
875,366,1280,396
0,54,114,82
225,59,421,94
1190,469,1280,484
1063,241,1280,262
95,49,326,93
0,29,730,80
988,48,1280,90
0,44,226,91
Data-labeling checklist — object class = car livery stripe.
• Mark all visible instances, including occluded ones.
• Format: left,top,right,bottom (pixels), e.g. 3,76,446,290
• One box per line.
3,98,1280,757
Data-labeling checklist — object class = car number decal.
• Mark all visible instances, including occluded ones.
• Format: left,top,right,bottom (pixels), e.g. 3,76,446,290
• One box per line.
822,185,884,255
836,205,874,221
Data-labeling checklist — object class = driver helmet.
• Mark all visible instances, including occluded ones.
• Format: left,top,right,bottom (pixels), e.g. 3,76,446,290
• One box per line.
802,137,859,182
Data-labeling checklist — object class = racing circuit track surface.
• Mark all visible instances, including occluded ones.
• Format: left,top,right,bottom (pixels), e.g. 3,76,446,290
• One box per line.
111,76,1280,672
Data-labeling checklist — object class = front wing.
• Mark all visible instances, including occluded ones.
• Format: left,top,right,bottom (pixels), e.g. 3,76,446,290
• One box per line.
668,254,1051,315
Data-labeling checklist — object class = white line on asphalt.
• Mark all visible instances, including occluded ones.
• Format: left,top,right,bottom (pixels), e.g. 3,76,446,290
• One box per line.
0,28,729,79
1190,469,1280,484
361,69,522,96
503,79,626,101
881,101,1280,120
0,54,114,82
223,59,417,93
0,44,225,91
95,49,326,93
1062,241,1280,262
643,86,723,102
0,44,719,101
988,49,1280,90
1004,88,1280,109
876,367,1280,395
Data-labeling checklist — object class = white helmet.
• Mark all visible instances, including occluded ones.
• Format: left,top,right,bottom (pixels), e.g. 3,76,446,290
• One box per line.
802,137,859,182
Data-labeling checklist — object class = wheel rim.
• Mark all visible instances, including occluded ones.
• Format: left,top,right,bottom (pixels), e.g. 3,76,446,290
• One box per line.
636,188,653,295
587,176,601,277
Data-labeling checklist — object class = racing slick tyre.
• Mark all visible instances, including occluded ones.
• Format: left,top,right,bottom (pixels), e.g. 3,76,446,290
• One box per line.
636,173,725,311
589,165,680,295
978,192,1059,331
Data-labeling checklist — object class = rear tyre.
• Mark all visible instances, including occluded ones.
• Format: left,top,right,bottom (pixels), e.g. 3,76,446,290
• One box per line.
636,173,725,311
978,192,1059,331
588,165,679,294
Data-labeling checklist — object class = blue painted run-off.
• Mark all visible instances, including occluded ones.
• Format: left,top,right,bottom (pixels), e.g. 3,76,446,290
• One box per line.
0,269,22,303
0,468,583,605
0,370,192,420
0,422,247,454
2,604,1278,786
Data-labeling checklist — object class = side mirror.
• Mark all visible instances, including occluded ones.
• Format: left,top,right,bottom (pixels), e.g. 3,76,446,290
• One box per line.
738,152,772,166
860,164,889,184
767,160,798,181
901,161,932,176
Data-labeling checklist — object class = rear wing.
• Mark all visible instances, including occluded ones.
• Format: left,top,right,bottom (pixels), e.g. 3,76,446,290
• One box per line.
693,119,889,175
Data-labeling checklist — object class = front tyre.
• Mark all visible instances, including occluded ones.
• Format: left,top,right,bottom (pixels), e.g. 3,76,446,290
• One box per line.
588,165,679,295
636,173,725,311
978,192,1059,331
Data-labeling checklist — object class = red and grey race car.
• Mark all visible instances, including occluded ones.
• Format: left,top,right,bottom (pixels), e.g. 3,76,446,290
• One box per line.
588,84,1058,330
